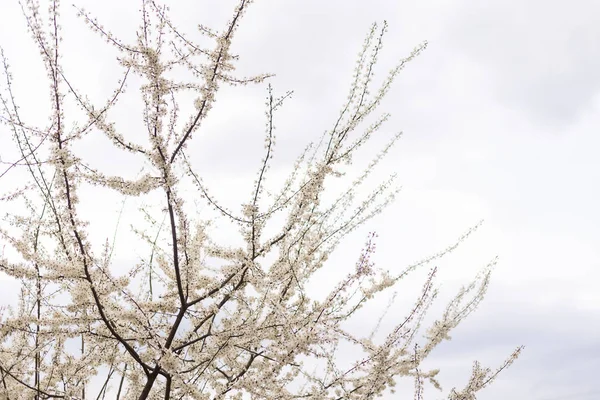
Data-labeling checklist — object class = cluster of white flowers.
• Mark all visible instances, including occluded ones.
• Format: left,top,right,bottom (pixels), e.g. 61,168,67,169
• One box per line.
0,1,522,399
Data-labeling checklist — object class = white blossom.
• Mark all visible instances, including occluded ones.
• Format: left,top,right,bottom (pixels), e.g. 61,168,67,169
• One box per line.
0,1,521,399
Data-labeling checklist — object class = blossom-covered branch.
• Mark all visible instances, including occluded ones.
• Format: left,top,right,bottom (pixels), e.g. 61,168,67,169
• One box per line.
0,0,521,399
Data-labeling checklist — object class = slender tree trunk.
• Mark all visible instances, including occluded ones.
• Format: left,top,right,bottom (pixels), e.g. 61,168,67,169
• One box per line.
81,334,85,400
138,368,160,400
34,272,40,400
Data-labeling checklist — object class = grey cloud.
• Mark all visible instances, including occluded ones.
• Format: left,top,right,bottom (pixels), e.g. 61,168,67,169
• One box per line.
1,1,599,399
445,0,600,127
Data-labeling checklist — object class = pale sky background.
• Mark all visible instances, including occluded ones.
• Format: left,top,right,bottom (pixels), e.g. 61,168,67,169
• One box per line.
0,0,599,399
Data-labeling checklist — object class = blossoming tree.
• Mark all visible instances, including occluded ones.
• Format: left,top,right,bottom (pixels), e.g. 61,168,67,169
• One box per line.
0,0,522,399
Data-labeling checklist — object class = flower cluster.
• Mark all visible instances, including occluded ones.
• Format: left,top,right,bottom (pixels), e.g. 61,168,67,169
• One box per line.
0,1,521,399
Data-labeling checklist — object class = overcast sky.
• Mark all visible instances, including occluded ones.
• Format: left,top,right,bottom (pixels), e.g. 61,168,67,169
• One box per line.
1,0,599,399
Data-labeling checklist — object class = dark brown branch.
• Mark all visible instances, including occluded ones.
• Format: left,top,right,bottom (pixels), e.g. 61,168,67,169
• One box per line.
170,0,251,164
0,364,64,399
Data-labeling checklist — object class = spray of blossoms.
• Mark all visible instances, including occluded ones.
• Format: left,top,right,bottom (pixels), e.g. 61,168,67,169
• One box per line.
0,1,522,399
